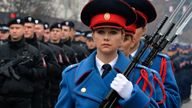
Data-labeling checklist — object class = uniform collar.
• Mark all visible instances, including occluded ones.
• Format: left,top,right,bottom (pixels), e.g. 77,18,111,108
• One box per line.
95,54,118,75
131,40,145,57
25,34,38,47
8,37,26,49
131,49,138,57
75,50,130,83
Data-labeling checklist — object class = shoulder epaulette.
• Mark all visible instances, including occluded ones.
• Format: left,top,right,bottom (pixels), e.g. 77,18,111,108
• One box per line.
137,64,161,74
64,63,79,73
157,53,170,59
149,68,161,76
136,64,150,70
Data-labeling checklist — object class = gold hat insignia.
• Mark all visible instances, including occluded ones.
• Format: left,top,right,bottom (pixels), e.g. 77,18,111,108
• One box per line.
104,13,110,21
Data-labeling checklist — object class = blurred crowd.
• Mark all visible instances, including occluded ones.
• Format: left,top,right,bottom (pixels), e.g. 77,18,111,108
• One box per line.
166,43,192,104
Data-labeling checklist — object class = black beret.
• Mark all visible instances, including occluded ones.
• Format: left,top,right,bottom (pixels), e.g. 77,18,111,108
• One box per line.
61,21,75,28
50,23,61,31
75,30,82,36
8,17,24,27
24,16,35,24
124,0,157,23
168,43,178,51
81,0,136,28
0,24,9,32
34,19,44,25
75,30,86,36
84,31,93,39
44,22,50,29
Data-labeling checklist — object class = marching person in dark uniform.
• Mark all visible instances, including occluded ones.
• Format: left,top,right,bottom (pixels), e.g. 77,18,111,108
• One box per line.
61,21,89,62
55,0,165,107
42,22,71,108
49,23,72,67
70,43,89,62
74,30,87,48
60,21,75,46
0,24,9,45
34,19,45,42
23,16,60,108
84,31,96,54
43,22,51,43
0,17,46,108
42,22,70,68
49,22,78,64
47,22,75,108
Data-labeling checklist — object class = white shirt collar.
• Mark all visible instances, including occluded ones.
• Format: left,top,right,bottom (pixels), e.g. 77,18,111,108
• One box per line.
131,49,138,57
96,55,118,75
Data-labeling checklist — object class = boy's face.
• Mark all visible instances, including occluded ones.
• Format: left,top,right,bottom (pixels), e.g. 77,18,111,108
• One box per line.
93,27,124,55
131,26,146,47
119,33,134,56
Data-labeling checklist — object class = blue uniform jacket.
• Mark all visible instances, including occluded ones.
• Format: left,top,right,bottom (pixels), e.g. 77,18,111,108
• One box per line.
135,40,181,108
55,51,161,108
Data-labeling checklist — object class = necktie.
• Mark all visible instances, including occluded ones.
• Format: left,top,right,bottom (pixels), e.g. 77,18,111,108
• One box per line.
101,64,112,78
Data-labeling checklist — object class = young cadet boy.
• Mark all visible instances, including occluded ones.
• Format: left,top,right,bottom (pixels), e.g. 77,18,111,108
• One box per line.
121,0,181,107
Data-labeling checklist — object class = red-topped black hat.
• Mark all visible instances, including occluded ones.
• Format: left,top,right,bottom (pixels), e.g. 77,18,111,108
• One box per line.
81,0,136,29
125,24,136,34
124,0,157,23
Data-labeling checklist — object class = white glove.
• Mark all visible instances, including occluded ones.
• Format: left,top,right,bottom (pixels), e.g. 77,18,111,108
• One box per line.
110,73,133,100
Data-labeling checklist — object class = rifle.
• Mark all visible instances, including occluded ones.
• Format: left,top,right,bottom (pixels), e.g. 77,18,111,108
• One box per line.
99,0,191,107
0,55,33,80
142,1,192,67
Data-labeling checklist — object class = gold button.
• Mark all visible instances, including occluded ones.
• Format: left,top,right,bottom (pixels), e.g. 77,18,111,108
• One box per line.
81,87,86,93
